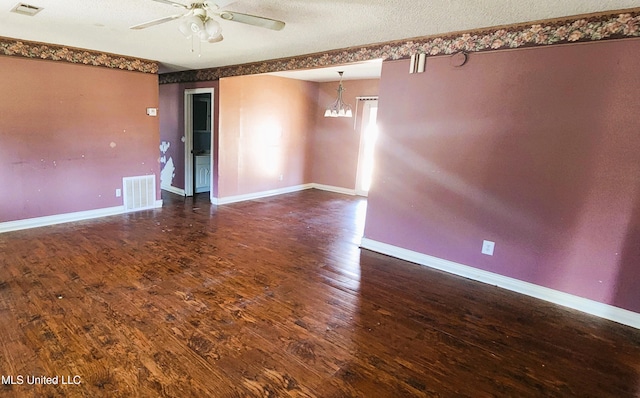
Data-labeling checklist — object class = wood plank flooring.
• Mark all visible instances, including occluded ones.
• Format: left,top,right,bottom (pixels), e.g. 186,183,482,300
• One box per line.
0,189,639,397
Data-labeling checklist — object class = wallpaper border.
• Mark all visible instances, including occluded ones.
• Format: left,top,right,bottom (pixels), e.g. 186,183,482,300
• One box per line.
0,36,158,74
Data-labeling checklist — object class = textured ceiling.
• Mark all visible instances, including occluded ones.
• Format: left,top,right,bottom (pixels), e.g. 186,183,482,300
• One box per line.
1,0,640,75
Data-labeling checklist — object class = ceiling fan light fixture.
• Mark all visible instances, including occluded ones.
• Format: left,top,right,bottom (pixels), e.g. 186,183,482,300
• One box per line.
204,18,221,37
131,0,285,47
179,15,204,37
189,16,204,33
178,19,191,37
207,33,224,43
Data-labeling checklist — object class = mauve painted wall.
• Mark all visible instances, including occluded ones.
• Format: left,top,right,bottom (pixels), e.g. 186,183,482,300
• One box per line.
0,56,159,223
159,81,220,196
312,79,379,190
218,75,316,198
365,39,640,313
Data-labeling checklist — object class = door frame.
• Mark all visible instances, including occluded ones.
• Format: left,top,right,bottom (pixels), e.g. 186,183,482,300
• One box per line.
183,88,214,197
355,98,379,196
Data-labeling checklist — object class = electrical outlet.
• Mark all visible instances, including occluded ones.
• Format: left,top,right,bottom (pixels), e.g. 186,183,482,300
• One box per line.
115,189,121,197
482,240,495,256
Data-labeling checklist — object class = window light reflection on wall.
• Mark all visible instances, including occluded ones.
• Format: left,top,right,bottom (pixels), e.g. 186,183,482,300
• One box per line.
324,71,353,118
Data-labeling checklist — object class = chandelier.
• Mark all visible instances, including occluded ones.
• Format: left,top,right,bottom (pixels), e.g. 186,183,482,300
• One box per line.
324,71,353,118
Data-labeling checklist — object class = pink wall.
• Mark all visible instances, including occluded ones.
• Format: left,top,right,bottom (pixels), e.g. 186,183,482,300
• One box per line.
312,79,379,189
0,56,159,222
161,76,379,199
364,39,640,313
218,75,317,198
159,81,220,196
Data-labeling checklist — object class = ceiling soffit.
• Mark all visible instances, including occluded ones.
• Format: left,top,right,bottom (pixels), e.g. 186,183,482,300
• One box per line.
159,8,640,84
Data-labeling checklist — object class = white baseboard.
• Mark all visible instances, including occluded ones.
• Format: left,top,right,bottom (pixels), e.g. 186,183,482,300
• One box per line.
1,200,163,233
212,183,357,205
211,183,360,205
0,206,125,233
360,237,640,330
311,183,357,196
214,184,314,205
161,185,185,196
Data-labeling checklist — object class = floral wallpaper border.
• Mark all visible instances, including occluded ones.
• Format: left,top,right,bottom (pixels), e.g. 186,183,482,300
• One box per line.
160,9,640,84
0,36,158,74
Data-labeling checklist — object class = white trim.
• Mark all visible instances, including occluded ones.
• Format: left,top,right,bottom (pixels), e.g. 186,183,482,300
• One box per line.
311,183,356,196
184,88,214,197
162,185,186,196
360,237,640,330
1,200,163,234
183,90,195,197
355,99,379,196
0,206,125,233
353,96,380,130
211,183,357,205
214,184,314,205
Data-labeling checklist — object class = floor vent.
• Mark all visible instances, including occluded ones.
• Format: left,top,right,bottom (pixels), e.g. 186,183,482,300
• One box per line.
123,175,156,212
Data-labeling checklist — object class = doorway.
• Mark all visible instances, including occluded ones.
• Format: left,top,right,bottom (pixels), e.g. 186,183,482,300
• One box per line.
355,98,379,196
184,88,214,200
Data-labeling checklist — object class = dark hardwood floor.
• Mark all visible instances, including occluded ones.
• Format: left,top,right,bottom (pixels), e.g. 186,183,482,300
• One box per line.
0,189,639,397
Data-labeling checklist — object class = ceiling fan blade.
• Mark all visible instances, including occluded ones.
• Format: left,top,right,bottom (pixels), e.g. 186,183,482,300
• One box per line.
218,11,285,31
130,14,183,30
204,0,237,10
151,0,189,8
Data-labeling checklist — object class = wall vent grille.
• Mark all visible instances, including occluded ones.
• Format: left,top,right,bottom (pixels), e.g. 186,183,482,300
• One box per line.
123,175,156,212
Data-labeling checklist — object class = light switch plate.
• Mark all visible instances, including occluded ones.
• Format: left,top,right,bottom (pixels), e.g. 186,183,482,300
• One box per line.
146,107,158,116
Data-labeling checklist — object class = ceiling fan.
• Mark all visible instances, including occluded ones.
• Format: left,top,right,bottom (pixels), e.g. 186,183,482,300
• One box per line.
130,0,285,43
